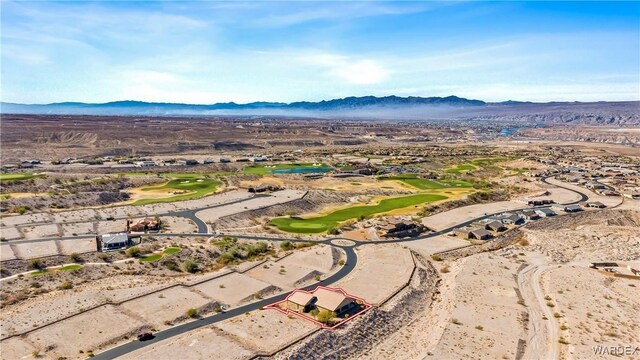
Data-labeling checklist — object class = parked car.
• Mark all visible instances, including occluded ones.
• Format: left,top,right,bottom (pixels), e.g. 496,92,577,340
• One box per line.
137,332,154,341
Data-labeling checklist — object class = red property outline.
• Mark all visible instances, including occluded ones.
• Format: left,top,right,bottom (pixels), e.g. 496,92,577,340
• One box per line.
263,286,373,330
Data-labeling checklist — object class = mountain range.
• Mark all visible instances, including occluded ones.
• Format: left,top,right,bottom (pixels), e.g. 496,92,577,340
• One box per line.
1,96,638,126
1,95,503,115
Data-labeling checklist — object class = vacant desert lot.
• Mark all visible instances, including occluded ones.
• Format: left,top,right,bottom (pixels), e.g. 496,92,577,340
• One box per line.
421,201,523,231
543,266,640,359
25,305,145,359
193,272,275,307
214,309,318,354
121,325,255,360
119,286,213,328
335,244,414,305
196,190,307,223
404,234,470,255
430,253,526,359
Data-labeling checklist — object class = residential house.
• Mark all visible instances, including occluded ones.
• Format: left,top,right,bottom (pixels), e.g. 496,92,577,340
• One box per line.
286,287,357,316
585,201,606,208
378,218,425,238
128,217,161,232
469,229,493,240
97,233,131,251
500,213,524,225
535,208,556,217
485,220,507,232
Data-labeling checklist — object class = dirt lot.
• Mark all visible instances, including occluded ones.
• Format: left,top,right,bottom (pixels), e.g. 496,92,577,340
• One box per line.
429,253,526,359
24,305,146,359
404,234,471,255
193,272,275,307
161,216,197,233
196,190,307,224
543,266,639,359
521,209,640,262
214,308,317,354
421,201,523,231
119,286,214,328
121,325,255,360
335,244,414,305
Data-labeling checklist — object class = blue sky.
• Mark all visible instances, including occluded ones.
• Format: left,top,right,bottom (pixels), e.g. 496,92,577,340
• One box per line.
1,1,639,104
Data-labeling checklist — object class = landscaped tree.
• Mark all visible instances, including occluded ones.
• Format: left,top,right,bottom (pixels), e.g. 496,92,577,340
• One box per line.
186,308,198,318
316,310,336,324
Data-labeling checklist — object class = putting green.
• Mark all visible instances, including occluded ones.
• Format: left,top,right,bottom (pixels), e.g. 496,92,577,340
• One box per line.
132,176,220,205
289,223,325,229
270,193,447,234
445,164,477,174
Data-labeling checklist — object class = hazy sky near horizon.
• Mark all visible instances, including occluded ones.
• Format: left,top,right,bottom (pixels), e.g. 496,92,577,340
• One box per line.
2,1,639,104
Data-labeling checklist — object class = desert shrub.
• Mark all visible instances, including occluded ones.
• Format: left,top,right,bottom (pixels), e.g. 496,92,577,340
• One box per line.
98,253,111,262
475,325,484,331
162,260,180,271
126,246,141,257
451,318,462,325
280,241,294,251
338,259,345,266
217,253,236,265
186,308,198,318
59,281,73,290
68,253,82,262
431,255,442,261
327,227,340,235
28,259,45,270
183,259,199,273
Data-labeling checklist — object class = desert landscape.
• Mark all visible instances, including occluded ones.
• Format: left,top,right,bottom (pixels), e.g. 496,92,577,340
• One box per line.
2,1,639,359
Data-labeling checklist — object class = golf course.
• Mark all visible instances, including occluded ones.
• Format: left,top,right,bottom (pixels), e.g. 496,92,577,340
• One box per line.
444,164,477,174
244,163,330,175
132,174,221,205
269,193,448,233
379,175,473,190
0,173,45,182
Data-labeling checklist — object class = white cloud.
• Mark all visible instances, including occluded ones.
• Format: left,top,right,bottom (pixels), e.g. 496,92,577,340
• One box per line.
329,59,390,85
297,52,390,85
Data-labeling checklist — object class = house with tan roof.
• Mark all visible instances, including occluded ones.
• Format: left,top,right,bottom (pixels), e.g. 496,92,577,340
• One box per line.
286,287,357,316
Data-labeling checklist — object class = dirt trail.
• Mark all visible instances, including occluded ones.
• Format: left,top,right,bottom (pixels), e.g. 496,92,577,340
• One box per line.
517,254,559,360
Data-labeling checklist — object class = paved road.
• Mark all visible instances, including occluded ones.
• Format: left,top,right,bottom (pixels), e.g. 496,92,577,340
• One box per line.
540,176,589,204
92,246,356,360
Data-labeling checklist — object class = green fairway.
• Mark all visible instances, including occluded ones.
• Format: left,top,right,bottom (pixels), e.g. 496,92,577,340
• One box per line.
0,173,44,182
445,164,477,174
132,176,220,205
163,247,181,254
380,175,472,190
243,163,330,175
140,254,162,262
59,264,82,271
270,193,447,233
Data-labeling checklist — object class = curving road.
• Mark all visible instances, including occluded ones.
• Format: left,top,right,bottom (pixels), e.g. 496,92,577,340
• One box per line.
91,246,356,360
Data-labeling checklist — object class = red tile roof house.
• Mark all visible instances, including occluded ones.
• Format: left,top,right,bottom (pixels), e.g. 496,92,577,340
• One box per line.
266,286,372,329
128,217,160,232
